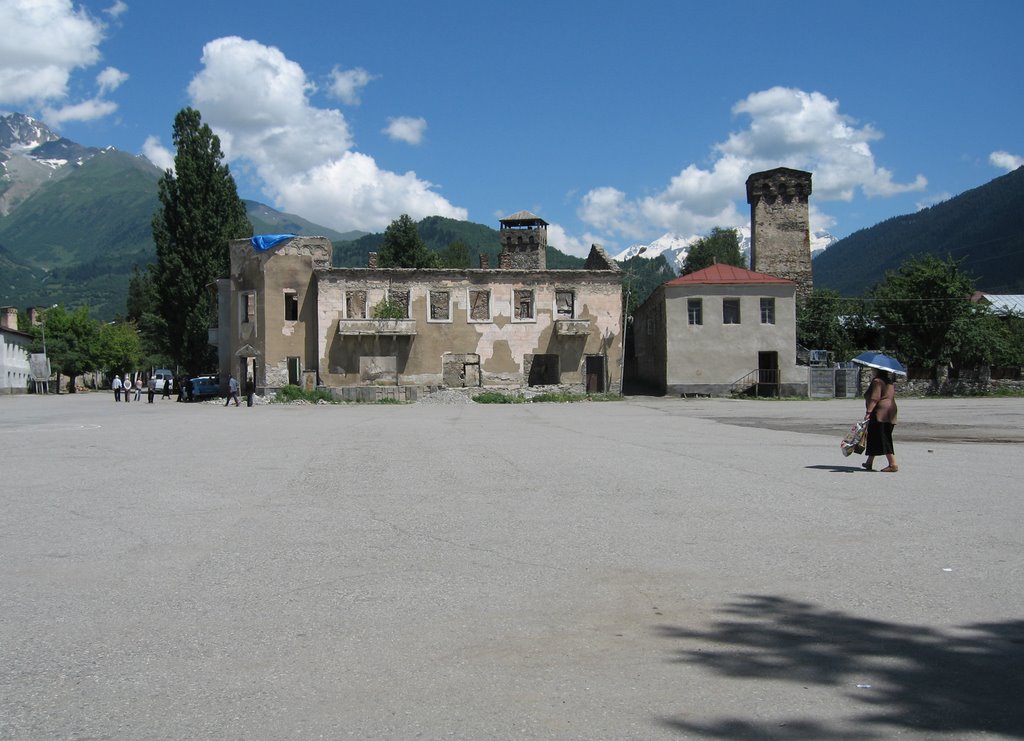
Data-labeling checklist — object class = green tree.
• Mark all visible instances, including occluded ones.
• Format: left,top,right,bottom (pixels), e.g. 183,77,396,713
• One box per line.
796,288,868,361
29,305,100,393
871,255,984,373
378,214,438,268
96,321,143,377
126,265,170,368
151,107,252,374
437,239,471,269
681,227,745,275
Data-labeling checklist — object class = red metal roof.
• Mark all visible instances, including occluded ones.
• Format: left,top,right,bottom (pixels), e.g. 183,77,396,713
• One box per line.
665,263,794,286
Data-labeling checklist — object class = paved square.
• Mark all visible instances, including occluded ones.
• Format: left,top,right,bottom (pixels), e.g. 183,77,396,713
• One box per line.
2,393,1022,738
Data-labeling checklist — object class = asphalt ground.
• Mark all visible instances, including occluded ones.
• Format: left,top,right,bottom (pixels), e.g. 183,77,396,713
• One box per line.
1,392,1022,739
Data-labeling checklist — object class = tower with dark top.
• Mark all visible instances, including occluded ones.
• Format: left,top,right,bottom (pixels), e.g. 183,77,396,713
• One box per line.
745,167,813,300
498,211,548,270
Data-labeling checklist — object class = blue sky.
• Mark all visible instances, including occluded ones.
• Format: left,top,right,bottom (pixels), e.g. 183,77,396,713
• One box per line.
2,0,1022,256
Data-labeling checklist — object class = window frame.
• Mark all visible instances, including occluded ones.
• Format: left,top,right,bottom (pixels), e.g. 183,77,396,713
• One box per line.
555,289,575,319
513,288,536,322
427,289,453,323
284,290,299,322
687,298,703,326
345,289,367,319
467,288,492,323
760,297,776,325
722,298,741,325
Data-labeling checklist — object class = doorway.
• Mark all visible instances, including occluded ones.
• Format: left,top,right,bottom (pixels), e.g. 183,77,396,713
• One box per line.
757,351,779,396
585,355,606,393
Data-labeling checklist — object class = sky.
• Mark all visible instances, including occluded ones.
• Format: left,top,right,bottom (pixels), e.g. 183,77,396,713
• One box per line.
1,0,1022,256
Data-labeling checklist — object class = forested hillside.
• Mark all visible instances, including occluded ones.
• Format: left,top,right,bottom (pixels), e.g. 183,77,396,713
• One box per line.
814,166,1024,295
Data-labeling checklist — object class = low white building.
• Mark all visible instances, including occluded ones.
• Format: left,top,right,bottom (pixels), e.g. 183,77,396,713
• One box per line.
0,307,32,394
632,264,807,397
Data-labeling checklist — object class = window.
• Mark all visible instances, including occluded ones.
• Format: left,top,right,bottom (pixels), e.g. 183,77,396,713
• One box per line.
388,289,410,318
723,298,741,324
760,297,776,324
555,290,575,318
284,291,299,321
514,289,534,320
346,290,367,319
687,298,703,326
241,292,255,324
429,290,451,321
469,289,490,321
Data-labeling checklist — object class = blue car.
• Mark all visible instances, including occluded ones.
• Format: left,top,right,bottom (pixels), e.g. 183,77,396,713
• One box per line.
190,376,221,399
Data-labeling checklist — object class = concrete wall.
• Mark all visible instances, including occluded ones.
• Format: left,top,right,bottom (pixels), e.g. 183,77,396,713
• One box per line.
1,329,31,394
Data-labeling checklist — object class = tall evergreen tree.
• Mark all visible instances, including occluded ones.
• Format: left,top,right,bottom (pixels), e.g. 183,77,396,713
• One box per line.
151,107,251,374
378,214,438,268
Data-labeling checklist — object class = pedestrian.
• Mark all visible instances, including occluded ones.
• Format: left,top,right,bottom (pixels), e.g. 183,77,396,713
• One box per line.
176,376,186,402
112,374,122,402
123,374,132,403
245,376,255,407
863,368,898,472
225,374,240,407
133,377,142,402
147,376,156,403
163,378,171,399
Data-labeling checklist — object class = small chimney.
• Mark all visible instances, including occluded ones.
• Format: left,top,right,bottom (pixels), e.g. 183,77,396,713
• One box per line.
498,252,512,270
479,254,490,269
1,307,17,331
368,252,379,269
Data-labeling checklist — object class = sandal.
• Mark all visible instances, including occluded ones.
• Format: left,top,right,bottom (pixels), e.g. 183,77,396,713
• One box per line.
881,465,899,473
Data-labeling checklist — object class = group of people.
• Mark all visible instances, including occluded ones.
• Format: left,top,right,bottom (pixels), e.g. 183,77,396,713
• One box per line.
111,373,173,403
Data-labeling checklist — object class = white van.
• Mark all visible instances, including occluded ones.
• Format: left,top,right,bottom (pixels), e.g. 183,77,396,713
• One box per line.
152,369,174,390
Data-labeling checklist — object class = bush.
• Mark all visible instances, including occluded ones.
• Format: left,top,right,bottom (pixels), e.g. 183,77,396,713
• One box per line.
472,392,524,404
272,384,335,403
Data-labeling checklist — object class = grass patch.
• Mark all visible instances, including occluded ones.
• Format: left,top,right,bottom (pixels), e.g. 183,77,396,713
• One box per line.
271,384,335,404
472,391,524,404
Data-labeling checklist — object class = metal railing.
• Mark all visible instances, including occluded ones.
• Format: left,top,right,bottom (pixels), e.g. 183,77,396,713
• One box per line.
730,368,780,397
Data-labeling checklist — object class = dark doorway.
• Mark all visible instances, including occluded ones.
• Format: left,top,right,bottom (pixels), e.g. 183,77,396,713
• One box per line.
757,351,779,396
527,354,559,386
287,356,301,386
585,355,606,393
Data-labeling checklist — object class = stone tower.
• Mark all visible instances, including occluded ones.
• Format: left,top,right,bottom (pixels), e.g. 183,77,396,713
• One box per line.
498,211,548,270
745,167,813,300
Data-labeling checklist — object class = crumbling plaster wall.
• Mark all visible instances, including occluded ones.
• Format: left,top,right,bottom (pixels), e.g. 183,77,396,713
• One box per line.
316,269,622,389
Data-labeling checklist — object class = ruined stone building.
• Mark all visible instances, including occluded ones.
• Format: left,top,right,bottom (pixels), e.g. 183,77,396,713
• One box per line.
216,212,624,396
0,306,32,394
746,167,813,301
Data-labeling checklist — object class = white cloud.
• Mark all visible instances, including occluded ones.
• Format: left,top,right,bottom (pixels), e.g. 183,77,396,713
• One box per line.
42,97,116,125
383,116,427,145
182,37,466,232
576,86,926,241
327,66,374,105
989,150,1024,171
546,223,611,259
104,1,128,18
142,135,174,171
96,66,127,94
0,0,105,105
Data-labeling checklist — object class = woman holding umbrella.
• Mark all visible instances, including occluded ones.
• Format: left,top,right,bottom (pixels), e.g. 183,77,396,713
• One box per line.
852,352,904,473
862,368,899,472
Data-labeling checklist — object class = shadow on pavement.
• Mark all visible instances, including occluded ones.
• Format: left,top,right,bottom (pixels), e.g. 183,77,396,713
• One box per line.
655,594,1024,738
805,464,871,474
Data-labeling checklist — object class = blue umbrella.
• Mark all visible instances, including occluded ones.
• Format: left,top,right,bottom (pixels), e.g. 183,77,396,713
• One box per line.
850,351,907,376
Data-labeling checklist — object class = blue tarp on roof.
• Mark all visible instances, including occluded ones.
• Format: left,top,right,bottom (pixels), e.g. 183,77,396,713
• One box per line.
251,234,297,251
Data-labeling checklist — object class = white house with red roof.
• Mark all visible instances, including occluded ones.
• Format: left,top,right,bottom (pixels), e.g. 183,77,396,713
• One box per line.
631,263,806,396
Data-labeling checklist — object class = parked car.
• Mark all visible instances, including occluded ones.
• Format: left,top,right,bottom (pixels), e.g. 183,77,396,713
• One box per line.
190,375,221,399
152,368,174,390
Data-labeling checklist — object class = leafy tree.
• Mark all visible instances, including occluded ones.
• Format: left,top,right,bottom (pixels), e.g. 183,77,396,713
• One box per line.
28,305,100,393
96,321,143,377
126,265,170,368
870,255,985,373
437,239,471,269
151,107,251,374
620,254,676,315
797,288,855,361
378,214,438,268
681,227,745,275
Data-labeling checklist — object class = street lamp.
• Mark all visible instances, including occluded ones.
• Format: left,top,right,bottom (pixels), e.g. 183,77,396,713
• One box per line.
620,247,647,394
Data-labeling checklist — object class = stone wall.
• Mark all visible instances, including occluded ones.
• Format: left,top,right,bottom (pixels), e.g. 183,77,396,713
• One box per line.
746,168,814,301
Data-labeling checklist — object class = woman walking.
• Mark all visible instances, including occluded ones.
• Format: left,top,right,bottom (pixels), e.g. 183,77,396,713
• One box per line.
863,368,898,472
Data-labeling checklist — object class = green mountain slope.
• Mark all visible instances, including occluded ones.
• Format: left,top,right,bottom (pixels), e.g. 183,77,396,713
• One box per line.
0,150,163,269
245,200,365,242
814,166,1024,295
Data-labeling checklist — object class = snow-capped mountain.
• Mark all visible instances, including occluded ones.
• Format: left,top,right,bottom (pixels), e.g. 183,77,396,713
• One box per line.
615,224,837,273
0,112,102,216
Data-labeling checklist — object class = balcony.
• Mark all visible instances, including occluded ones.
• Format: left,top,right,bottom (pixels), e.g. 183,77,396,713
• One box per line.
554,318,591,336
338,318,418,336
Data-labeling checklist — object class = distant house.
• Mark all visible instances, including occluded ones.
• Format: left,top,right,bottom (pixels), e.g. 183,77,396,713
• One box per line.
970,292,1024,316
632,263,806,396
215,213,625,396
0,307,32,394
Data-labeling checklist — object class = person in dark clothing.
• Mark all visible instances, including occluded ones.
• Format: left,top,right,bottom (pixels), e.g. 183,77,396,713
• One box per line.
163,379,171,399
245,376,255,407
863,369,899,472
